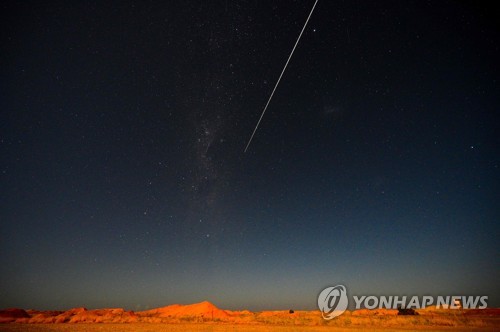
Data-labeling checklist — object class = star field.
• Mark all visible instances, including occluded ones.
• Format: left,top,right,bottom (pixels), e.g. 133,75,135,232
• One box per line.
1,1,499,311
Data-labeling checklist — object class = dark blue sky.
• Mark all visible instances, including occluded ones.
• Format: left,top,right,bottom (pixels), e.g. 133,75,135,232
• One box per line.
1,1,499,311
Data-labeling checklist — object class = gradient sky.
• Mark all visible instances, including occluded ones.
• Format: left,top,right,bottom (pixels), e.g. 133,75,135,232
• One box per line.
1,1,499,311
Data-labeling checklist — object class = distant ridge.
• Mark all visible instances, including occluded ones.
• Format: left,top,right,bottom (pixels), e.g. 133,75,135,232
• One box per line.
139,300,230,319
1,301,499,327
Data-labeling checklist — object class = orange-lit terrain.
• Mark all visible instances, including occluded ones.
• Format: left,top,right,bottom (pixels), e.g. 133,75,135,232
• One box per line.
1,301,499,331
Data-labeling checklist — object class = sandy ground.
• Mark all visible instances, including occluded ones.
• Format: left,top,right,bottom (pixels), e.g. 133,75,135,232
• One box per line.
1,324,499,332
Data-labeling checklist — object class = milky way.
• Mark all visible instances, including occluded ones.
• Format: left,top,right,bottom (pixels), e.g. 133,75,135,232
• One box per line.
1,1,498,311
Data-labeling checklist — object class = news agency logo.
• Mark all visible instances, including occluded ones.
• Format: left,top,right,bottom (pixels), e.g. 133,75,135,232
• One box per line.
318,285,489,320
317,285,348,319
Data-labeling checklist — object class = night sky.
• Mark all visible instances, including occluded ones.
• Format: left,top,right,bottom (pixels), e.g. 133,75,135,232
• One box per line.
1,1,499,311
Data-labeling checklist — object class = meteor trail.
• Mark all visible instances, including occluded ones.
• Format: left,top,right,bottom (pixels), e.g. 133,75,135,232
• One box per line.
244,0,319,153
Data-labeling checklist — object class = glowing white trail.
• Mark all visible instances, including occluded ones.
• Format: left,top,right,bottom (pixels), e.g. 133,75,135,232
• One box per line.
244,0,319,153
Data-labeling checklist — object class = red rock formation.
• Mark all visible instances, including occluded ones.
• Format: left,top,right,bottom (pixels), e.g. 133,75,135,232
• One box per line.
0,308,30,323
138,300,230,320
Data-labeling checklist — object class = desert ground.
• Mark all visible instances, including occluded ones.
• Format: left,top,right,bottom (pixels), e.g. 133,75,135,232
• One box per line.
1,301,499,331
1,323,499,332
